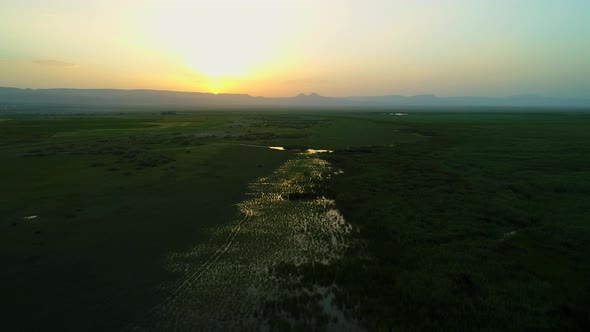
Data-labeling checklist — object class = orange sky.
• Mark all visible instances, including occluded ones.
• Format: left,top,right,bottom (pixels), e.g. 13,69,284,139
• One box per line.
1,0,589,97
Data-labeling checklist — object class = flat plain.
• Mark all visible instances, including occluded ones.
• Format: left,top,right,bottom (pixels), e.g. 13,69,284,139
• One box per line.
2,110,589,331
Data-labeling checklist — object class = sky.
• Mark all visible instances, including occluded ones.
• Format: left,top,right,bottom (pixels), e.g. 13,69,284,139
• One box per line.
1,0,589,97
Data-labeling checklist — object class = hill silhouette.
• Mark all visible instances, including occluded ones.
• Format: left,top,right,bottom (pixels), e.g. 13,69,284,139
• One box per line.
1,87,589,109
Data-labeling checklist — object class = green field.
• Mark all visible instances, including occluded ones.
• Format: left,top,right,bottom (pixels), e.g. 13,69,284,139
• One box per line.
2,110,589,331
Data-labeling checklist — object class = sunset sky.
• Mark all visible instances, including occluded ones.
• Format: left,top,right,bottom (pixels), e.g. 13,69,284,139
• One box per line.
1,0,589,97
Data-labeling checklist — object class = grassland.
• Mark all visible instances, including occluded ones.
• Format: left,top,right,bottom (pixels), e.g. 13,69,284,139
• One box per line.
1,110,589,331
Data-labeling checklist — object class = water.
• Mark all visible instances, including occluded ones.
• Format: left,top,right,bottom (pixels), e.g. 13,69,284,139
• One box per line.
126,153,357,331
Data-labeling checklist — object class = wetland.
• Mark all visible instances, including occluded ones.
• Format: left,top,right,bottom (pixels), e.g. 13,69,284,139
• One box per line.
2,110,590,331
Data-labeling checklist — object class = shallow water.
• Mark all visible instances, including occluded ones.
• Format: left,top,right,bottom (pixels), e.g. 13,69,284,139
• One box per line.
305,148,333,154
126,154,355,331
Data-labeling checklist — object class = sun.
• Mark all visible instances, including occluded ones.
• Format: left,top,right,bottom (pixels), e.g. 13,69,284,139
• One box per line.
144,2,304,94
208,78,223,94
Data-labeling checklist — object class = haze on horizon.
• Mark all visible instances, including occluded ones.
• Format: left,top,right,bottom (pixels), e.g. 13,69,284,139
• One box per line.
1,0,589,98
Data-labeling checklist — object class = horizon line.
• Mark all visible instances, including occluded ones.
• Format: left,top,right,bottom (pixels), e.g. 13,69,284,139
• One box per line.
1,86,589,100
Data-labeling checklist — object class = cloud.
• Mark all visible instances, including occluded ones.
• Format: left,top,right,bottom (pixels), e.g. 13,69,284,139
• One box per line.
33,59,77,68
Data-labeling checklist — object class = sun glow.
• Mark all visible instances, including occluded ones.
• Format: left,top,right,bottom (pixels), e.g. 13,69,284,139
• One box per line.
208,78,224,94
141,1,308,93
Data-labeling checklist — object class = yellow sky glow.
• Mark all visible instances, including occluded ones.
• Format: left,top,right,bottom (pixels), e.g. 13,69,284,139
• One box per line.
0,1,588,97
137,1,308,94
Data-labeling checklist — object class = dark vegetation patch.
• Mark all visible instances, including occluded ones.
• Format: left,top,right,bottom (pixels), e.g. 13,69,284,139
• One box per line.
235,132,307,141
2,111,590,331
317,113,590,331
249,115,329,130
0,112,293,332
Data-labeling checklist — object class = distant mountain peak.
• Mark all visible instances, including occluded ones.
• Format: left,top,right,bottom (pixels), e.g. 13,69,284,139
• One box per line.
295,92,323,98
1,87,588,109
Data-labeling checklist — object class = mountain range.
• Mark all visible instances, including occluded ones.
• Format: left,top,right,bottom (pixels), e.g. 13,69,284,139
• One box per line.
1,87,589,109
